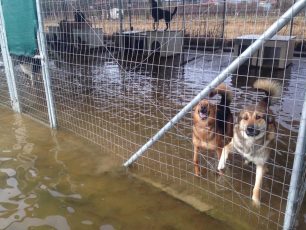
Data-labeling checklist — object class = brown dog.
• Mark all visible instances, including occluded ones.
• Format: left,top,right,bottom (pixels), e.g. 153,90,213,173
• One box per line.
193,83,233,176
218,79,281,206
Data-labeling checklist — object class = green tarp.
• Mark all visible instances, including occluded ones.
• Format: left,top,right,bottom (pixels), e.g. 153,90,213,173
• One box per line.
1,0,38,56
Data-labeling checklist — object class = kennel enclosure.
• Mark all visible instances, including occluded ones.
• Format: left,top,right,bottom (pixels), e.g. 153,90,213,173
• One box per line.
0,0,306,229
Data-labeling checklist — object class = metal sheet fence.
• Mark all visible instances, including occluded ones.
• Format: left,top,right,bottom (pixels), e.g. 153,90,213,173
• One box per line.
1,0,306,229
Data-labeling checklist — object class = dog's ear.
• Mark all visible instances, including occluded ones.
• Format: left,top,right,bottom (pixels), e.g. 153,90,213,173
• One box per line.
209,89,216,98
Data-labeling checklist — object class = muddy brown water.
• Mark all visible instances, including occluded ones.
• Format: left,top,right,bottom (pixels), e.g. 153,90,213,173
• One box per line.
1,49,306,229
0,106,235,229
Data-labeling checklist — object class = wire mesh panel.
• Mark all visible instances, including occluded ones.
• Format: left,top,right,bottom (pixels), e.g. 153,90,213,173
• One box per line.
296,159,306,229
10,55,49,123
0,50,10,107
38,0,306,229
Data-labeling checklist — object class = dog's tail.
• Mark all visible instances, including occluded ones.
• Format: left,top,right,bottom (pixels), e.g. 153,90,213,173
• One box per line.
209,83,232,106
171,7,178,19
253,79,281,106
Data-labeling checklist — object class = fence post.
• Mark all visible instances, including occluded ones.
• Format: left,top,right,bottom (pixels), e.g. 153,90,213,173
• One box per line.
290,0,296,36
118,0,124,59
118,0,123,33
35,0,57,128
123,0,306,167
128,0,132,30
0,2,20,113
283,91,306,229
221,0,226,40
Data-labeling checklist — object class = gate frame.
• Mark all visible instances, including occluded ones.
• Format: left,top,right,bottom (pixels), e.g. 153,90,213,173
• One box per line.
0,1,20,112
283,90,306,229
35,0,57,128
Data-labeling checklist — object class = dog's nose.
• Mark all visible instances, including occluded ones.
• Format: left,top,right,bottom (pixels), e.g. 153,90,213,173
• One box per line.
246,125,260,137
200,106,207,113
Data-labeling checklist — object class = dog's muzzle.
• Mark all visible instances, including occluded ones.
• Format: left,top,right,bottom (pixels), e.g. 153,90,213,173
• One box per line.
246,125,261,137
199,106,208,120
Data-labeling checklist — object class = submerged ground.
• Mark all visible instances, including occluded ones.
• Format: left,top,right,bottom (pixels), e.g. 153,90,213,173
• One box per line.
0,106,234,230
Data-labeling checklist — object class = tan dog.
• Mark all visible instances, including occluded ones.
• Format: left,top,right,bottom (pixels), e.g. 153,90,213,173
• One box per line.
218,79,281,206
193,83,233,176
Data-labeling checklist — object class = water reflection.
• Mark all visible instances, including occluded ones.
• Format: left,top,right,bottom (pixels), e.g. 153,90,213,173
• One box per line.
0,107,231,229
6,216,70,230
0,114,37,229
0,112,72,229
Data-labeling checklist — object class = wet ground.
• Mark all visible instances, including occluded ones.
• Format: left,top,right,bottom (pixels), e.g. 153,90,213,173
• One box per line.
0,106,235,229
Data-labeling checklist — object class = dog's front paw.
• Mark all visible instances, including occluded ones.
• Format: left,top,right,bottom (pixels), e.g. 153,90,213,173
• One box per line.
217,169,225,176
194,166,200,177
217,159,226,172
252,196,261,208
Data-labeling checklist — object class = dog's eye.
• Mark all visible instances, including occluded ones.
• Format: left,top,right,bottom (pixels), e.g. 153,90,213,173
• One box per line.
255,115,262,120
243,115,248,120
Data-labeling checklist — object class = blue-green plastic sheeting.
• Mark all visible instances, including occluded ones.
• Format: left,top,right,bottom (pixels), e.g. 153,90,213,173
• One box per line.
1,0,38,56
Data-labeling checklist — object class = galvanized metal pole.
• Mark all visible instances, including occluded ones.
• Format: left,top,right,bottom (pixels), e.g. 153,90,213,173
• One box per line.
283,91,306,229
182,0,185,31
128,0,132,30
63,0,68,20
123,0,306,167
0,2,20,113
36,0,57,128
290,0,296,37
118,0,123,33
118,0,124,58
221,0,226,40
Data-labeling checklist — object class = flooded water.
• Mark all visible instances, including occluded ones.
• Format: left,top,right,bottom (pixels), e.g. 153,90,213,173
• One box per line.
0,106,235,230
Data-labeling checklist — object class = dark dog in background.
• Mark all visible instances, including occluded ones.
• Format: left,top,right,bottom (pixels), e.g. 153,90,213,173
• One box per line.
151,0,177,31
74,9,86,23
192,83,233,176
